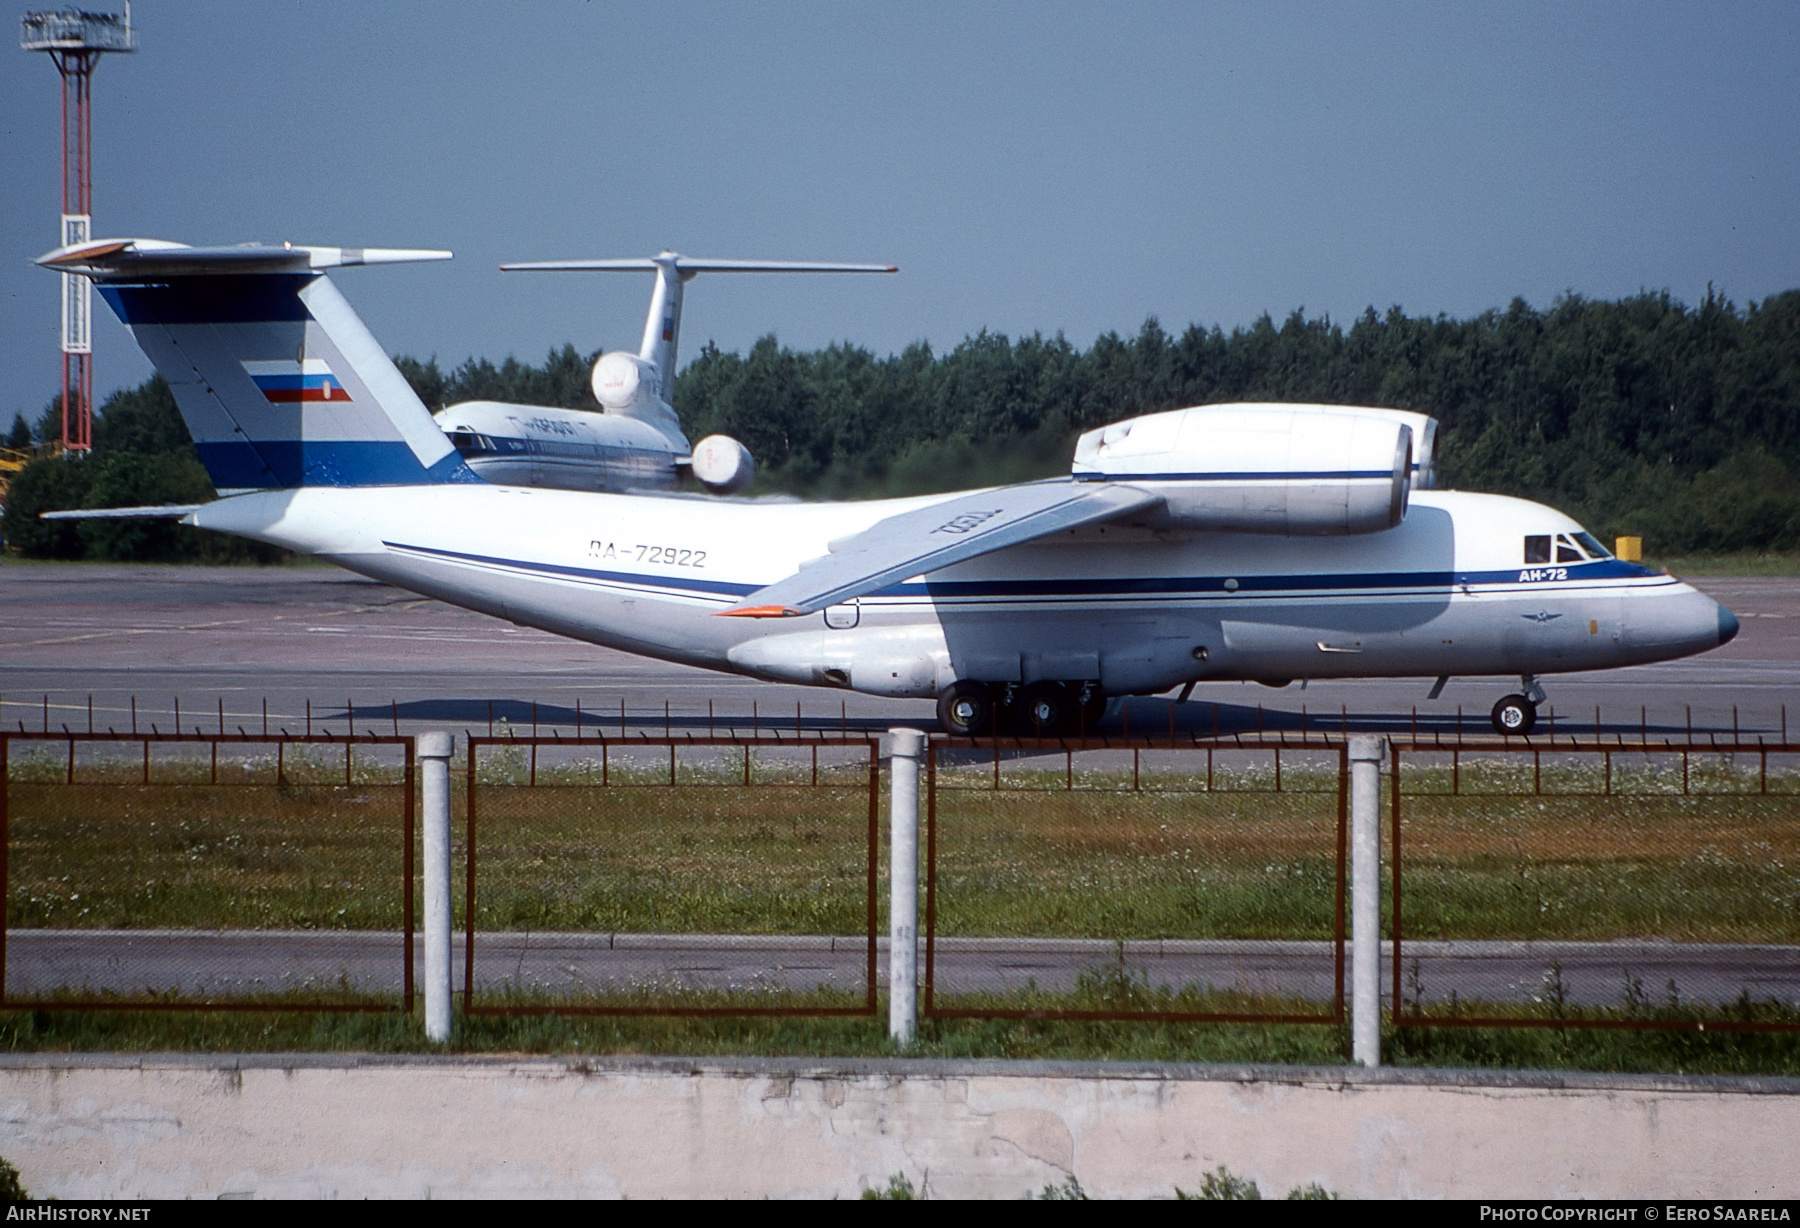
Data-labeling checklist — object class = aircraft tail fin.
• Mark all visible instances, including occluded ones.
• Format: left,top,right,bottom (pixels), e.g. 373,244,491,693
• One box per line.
500,253,896,402
39,239,477,492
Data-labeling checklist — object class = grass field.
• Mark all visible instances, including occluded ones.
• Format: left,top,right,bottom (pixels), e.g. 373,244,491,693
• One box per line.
931,785,1339,940
1395,792,1799,943
3,743,1798,1068
5,743,410,931
1393,752,1799,944
6,746,1796,945
1,1001,1796,1076
467,785,875,936
1651,550,1800,576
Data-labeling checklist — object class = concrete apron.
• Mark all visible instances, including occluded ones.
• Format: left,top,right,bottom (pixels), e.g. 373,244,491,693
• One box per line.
0,1055,1796,1200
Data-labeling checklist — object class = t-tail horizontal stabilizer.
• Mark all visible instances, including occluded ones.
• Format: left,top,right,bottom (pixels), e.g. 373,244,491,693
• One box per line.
500,253,896,405
40,504,204,520
37,238,473,494
719,481,1164,617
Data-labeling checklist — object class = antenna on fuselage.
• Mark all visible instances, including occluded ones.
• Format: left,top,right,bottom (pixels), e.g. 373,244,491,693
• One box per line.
499,253,897,401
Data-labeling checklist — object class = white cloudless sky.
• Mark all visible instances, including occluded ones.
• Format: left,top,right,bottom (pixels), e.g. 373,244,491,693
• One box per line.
2,0,1796,422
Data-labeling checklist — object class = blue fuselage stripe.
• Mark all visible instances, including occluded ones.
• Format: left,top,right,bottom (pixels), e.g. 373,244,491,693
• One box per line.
1074,470,1392,482
383,542,1665,603
385,542,760,597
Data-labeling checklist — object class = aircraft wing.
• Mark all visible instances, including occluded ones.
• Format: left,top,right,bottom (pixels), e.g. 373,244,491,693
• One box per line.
719,481,1163,617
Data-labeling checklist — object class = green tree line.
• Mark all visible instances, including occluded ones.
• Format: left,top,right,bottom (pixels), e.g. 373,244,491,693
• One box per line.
7,287,1798,560
409,288,1800,551
0,380,283,562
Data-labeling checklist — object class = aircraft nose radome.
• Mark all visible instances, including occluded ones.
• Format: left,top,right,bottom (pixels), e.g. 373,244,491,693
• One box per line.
1718,605,1741,646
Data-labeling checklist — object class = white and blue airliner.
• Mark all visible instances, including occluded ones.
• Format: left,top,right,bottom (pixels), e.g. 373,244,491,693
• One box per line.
38,238,1738,736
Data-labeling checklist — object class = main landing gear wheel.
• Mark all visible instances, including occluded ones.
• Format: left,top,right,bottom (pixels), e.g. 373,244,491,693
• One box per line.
1490,694,1538,736
937,681,995,737
1016,681,1072,737
1075,683,1107,736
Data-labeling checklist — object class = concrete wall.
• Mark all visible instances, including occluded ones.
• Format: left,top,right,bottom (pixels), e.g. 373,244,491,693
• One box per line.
0,1055,1796,1200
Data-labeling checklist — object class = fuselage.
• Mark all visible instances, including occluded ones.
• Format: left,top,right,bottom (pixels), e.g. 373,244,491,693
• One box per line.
190,482,1734,701
432,401,684,494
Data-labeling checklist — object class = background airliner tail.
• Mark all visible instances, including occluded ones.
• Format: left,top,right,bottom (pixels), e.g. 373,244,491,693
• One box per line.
38,239,476,493
498,252,897,404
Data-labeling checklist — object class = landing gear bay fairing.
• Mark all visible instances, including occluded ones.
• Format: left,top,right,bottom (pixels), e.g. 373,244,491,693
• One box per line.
37,239,1739,736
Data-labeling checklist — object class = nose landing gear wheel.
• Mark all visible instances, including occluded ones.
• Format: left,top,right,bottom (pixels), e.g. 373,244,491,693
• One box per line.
1490,694,1537,736
937,681,995,737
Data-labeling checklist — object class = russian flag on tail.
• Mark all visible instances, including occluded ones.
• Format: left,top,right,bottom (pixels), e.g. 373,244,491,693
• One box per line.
242,359,351,403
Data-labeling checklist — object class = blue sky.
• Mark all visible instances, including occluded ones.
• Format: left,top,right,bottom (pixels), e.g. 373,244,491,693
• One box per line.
3,1,1797,423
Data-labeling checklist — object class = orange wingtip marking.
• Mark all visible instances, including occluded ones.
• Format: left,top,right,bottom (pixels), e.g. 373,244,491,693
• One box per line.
716,605,801,618
44,240,132,265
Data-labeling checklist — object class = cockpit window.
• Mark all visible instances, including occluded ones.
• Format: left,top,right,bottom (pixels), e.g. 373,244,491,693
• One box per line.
1524,535,1551,564
1572,531,1611,559
448,431,495,456
1555,533,1584,563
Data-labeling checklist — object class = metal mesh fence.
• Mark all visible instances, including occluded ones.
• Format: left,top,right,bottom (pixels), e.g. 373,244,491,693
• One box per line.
460,736,880,1015
13,715,1790,1036
0,733,414,1010
1391,741,1800,1031
924,738,1346,1022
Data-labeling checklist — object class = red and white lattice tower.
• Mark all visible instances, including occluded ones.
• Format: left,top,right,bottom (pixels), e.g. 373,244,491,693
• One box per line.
21,5,136,453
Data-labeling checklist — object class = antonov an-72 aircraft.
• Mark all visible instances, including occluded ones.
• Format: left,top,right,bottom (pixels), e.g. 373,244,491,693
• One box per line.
38,238,1738,737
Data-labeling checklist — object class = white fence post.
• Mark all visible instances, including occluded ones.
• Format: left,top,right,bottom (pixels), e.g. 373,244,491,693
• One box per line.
888,727,925,1046
419,731,454,1043
1349,735,1385,1066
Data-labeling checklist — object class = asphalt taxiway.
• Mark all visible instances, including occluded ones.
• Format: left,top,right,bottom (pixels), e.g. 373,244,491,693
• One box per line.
2,563,1795,739
6,930,1792,1009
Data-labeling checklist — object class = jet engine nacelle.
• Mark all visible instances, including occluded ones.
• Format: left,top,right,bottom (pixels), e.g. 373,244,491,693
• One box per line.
589,350,689,449
1072,404,1414,535
591,351,661,411
1383,408,1438,490
689,434,756,494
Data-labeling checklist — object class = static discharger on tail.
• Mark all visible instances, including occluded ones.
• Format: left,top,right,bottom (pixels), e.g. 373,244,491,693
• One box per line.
36,236,1739,737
